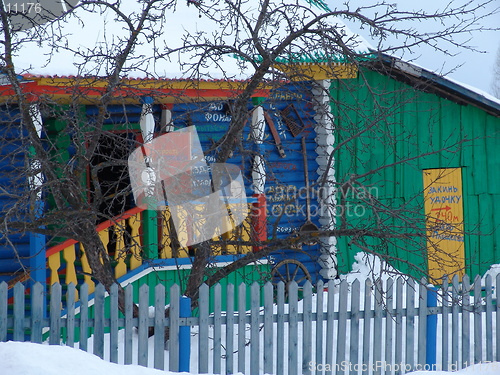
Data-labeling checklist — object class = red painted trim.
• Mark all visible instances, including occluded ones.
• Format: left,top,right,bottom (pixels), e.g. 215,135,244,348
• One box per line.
9,83,270,101
251,193,267,252
46,239,78,257
96,206,144,231
45,206,145,257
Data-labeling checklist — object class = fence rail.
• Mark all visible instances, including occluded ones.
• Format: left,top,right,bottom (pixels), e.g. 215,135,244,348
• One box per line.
1,274,500,374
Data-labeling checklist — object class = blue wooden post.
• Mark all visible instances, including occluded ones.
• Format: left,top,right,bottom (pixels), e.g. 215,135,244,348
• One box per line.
29,233,45,283
29,200,46,317
179,296,191,372
426,287,438,368
28,104,47,314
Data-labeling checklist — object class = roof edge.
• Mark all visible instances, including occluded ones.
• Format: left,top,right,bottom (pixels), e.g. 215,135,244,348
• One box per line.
369,52,500,117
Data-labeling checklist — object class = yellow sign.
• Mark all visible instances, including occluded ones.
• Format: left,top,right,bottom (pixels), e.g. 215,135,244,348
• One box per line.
423,168,465,282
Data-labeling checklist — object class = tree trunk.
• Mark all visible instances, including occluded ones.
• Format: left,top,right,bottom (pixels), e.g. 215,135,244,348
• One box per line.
75,220,139,317
183,241,212,309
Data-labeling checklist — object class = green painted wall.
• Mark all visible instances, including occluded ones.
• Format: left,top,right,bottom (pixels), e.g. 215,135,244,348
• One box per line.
331,69,500,278
69,263,270,341
128,263,270,312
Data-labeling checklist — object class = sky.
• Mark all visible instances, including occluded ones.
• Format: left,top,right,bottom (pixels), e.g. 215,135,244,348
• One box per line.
10,1,500,96
326,0,500,95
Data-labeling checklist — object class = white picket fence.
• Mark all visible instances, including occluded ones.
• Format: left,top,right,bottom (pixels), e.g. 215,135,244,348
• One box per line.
1,274,499,374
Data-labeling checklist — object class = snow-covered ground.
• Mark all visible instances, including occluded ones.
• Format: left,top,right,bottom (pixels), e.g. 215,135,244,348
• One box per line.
2,253,500,375
0,341,175,375
1,341,499,375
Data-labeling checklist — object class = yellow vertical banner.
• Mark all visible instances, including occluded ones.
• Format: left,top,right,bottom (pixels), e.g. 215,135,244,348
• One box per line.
423,168,465,281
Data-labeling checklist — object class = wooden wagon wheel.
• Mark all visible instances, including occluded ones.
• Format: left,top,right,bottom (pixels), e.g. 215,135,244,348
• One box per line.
271,259,312,289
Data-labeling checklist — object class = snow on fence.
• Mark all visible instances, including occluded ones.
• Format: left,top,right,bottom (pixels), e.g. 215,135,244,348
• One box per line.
1,275,500,375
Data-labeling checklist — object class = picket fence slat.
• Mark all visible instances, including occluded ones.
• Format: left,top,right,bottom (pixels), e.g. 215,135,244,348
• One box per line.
138,283,149,367
213,283,222,375
485,275,493,362
66,284,76,348
237,282,247,374
124,284,133,365
31,283,44,344
406,278,415,372
326,280,335,373
79,283,89,352
441,277,449,368
385,278,394,370
225,283,235,375
373,279,383,375
49,283,61,345
315,279,324,375
276,281,285,375
462,275,471,369
94,284,106,358
302,281,312,375
473,275,482,364
362,278,371,375
451,274,459,366
350,279,361,374
154,283,165,371
199,283,209,374
169,283,180,372
1,276,500,375
418,280,427,367
250,283,260,375
109,284,119,364
13,283,25,342
263,282,273,375
395,277,404,370
337,279,348,375
288,282,298,375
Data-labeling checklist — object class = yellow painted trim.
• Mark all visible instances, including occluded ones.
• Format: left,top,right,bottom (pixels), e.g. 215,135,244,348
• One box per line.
98,228,109,254
275,62,358,80
113,224,128,279
47,252,61,286
32,76,253,89
160,209,174,259
79,244,96,294
63,245,78,286
128,212,143,270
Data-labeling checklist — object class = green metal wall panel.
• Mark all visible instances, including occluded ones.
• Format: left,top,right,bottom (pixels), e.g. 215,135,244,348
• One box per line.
332,68,500,279
128,263,270,312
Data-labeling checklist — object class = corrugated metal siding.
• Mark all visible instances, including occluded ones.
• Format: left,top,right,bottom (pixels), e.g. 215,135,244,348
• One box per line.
332,69,500,278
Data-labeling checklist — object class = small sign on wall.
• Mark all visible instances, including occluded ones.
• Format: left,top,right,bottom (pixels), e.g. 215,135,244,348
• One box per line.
423,168,465,281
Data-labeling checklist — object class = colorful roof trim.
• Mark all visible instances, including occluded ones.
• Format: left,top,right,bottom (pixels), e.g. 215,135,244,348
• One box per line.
0,75,273,104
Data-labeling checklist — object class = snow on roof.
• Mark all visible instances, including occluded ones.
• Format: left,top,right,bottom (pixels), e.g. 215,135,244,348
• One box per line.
443,75,500,108
379,53,500,111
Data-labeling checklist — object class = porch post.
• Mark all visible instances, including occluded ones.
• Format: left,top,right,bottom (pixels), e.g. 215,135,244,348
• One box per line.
28,104,47,286
250,97,267,251
140,97,159,259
